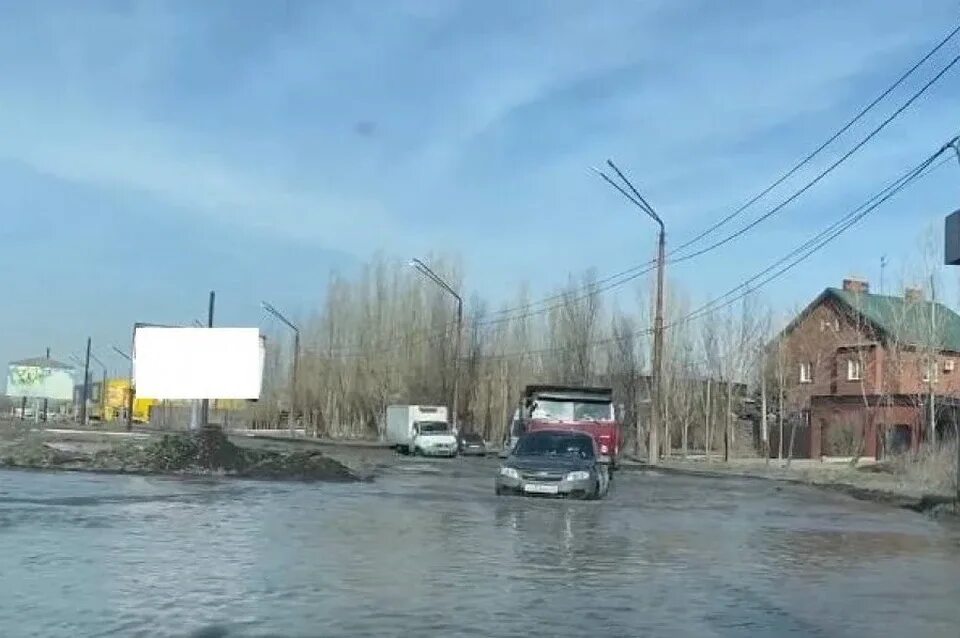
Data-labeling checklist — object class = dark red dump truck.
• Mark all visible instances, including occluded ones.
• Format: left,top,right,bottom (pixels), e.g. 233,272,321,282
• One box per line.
504,385,622,467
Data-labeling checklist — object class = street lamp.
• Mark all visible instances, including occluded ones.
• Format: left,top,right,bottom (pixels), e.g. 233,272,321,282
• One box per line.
261,301,300,437
409,258,463,432
69,340,92,425
78,351,109,423
112,345,134,430
594,160,666,465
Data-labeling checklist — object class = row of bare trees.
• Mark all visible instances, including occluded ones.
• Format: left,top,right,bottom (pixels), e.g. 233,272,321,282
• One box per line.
253,255,772,457
254,237,959,467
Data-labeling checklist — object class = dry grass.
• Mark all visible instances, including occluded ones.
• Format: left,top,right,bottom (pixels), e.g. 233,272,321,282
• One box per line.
889,440,958,495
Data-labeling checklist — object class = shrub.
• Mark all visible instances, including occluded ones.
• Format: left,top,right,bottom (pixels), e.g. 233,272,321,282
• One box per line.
890,440,957,495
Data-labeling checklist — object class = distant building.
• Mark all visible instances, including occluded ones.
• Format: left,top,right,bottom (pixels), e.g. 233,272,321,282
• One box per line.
770,277,960,458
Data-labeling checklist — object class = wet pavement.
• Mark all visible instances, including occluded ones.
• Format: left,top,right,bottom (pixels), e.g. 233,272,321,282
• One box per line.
0,454,957,637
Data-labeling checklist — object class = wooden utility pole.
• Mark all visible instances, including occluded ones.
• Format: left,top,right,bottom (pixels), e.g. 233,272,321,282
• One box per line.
453,295,463,433
704,378,712,458
761,349,769,464
929,275,937,446
650,224,665,464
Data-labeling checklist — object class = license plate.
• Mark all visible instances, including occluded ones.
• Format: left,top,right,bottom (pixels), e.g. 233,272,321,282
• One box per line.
523,482,559,495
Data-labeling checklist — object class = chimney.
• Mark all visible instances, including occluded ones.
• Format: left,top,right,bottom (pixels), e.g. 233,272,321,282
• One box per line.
904,286,924,303
842,277,869,294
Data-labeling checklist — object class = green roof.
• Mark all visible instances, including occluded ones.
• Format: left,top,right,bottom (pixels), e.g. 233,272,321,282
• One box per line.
828,288,960,352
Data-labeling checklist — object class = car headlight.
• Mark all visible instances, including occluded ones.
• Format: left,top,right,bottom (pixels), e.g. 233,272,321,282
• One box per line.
499,467,520,479
565,471,591,481
600,444,609,454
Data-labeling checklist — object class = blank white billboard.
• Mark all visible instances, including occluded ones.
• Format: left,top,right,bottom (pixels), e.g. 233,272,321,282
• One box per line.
5,365,74,401
134,327,263,399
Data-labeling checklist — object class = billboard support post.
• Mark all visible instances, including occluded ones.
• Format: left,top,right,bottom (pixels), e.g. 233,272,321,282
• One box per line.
200,291,215,428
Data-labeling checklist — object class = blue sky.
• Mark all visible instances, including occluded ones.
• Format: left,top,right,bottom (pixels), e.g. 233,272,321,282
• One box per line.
1,1,959,374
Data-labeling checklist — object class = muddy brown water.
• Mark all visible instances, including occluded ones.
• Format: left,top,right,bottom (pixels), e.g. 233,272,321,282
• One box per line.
0,454,958,637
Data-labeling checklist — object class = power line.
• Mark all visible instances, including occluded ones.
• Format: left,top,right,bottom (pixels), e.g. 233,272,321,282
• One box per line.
471,140,954,363
312,140,947,377
673,150,954,328
322,44,960,358
438,56,960,340
488,22,960,323
670,21,960,255
667,54,960,265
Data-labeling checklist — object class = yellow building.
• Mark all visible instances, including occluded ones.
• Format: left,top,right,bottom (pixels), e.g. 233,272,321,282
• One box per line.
87,378,156,423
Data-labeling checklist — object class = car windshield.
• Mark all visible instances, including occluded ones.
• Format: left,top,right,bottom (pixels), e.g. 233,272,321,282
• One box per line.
418,421,450,434
529,399,573,420
574,402,612,421
514,432,594,459
463,434,482,442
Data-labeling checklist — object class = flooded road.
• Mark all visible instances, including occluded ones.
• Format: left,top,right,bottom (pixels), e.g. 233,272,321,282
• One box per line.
0,456,958,637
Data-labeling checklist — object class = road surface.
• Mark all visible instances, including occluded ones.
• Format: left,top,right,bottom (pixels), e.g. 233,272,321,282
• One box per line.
0,453,957,637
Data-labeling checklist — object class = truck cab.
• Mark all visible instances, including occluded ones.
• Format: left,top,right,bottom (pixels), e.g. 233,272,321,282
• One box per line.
505,385,622,467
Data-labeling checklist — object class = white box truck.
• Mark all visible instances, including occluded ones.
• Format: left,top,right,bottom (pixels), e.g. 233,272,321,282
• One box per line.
386,405,457,456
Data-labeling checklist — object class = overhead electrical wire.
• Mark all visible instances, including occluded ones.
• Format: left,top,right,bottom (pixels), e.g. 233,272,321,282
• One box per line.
321,34,960,358
472,22,960,327
666,54,960,266
471,139,956,363
476,23,960,320
669,21,960,256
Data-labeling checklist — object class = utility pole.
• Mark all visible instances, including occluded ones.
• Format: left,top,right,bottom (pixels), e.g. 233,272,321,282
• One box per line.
761,348,769,465
42,347,50,423
594,160,666,464
261,301,300,437
80,338,91,425
704,378,712,458
409,258,463,432
929,275,937,445
201,291,215,428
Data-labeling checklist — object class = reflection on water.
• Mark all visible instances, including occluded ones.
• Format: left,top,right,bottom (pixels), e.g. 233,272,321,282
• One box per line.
0,463,957,638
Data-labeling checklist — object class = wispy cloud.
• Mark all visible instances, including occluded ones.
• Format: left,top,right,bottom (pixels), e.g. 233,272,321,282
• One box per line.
0,0,957,369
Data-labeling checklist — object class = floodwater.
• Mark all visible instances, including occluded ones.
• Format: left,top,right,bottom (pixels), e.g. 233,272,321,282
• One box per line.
0,456,958,638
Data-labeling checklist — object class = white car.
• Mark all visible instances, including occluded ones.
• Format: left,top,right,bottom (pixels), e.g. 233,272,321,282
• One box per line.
412,423,458,457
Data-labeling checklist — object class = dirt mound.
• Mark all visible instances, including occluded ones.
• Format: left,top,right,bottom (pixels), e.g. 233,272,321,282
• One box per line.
2,427,358,482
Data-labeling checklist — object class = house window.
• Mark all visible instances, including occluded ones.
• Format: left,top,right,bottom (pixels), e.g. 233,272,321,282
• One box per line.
847,359,862,381
922,365,938,384
820,319,839,332
799,362,813,383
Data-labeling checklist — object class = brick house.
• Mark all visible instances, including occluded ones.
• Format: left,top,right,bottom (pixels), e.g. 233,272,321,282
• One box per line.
770,277,960,459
